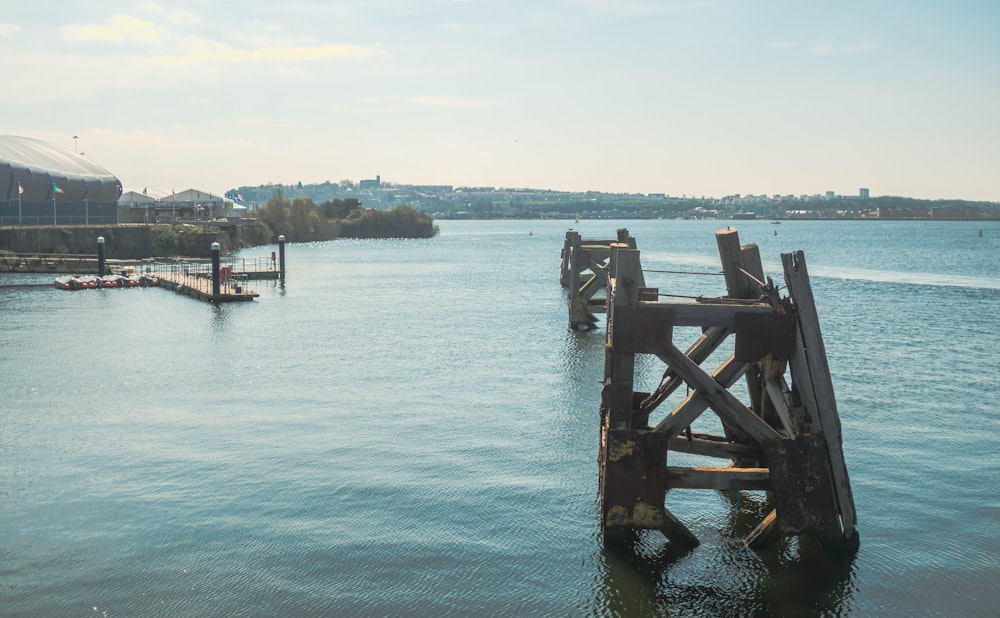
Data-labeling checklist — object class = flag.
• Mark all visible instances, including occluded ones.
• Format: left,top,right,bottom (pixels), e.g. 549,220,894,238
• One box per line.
18,182,23,195
53,183,64,194
237,193,244,202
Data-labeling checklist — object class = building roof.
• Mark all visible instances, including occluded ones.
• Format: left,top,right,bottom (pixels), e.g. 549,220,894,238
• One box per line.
0,135,121,202
159,188,224,203
119,190,157,205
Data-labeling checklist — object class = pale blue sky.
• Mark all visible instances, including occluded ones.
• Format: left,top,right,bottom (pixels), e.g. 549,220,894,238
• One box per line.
2,0,998,200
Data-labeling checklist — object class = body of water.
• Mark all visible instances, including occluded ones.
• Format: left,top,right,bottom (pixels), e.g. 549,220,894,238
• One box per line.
2,219,998,616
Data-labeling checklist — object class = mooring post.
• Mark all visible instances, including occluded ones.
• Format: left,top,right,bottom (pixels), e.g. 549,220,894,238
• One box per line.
278,235,286,281
560,230,580,288
599,244,699,547
211,242,221,299
96,236,106,276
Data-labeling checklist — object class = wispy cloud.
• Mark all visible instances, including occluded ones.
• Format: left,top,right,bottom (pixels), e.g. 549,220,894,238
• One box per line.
0,23,21,37
59,14,162,44
148,39,379,66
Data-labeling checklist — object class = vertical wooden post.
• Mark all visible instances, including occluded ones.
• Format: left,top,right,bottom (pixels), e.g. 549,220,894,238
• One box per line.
560,230,580,288
781,250,858,544
600,245,698,546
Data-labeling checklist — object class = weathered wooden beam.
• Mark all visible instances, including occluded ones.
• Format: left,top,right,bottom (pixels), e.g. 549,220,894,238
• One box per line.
781,251,858,539
576,242,617,252
668,433,764,459
626,301,775,329
603,246,643,428
662,343,782,445
665,466,770,491
600,427,699,547
579,273,604,301
559,230,579,287
764,377,801,438
641,326,732,416
744,509,781,549
654,354,750,434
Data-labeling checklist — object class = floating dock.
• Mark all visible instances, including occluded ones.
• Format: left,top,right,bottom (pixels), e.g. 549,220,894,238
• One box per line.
153,267,259,302
26,234,288,304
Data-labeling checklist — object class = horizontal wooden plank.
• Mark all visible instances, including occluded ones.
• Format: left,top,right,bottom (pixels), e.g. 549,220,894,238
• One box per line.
667,434,763,459
638,301,776,328
666,466,770,490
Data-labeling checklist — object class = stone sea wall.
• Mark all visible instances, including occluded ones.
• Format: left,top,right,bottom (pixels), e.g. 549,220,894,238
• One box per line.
0,222,273,259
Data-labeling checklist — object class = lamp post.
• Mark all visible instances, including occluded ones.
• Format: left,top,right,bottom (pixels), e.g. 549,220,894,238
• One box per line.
73,135,79,153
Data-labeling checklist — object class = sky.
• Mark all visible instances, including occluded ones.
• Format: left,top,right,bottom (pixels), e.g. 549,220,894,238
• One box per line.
2,0,998,200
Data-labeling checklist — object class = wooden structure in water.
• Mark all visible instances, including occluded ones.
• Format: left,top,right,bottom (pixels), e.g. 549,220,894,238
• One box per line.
153,267,259,302
560,228,642,330
597,228,858,551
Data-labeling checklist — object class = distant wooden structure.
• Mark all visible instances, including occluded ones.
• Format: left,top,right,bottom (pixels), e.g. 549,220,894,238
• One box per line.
597,228,858,551
152,267,259,303
560,228,643,330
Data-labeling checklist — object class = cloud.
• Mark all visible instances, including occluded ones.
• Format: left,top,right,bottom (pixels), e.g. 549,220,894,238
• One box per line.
147,39,378,66
0,23,21,37
60,14,162,44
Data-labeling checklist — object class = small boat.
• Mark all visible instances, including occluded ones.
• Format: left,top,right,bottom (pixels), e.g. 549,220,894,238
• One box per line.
76,275,100,289
54,275,78,290
770,220,781,225
101,274,128,288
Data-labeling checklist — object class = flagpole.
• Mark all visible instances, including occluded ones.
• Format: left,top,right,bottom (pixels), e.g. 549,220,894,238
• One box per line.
53,188,57,226
18,193,22,226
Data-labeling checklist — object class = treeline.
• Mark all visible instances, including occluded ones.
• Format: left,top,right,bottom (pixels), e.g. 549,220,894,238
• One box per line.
254,192,438,241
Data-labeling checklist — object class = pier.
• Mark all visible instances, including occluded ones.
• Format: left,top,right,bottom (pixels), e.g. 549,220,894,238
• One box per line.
577,227,858,552
151,263,260,302
7,235,288,304
560,228,641,330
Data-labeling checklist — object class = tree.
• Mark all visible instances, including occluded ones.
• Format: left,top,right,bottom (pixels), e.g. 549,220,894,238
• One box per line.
320,198,363,219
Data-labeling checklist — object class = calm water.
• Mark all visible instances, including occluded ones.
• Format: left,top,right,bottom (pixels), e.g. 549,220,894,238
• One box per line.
2,219,998,617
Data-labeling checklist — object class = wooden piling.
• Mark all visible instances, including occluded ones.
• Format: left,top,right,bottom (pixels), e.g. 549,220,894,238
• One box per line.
562,228,640,330
595,228,858,552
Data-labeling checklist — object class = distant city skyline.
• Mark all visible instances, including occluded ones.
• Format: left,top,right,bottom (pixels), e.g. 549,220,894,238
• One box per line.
3,1,998,202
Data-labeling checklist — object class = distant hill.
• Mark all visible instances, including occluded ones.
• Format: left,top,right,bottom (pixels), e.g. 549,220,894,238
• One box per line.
232,181,1000,221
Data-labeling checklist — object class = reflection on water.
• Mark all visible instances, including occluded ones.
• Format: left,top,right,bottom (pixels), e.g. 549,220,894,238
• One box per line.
210,303,232,329
592,512,858,617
